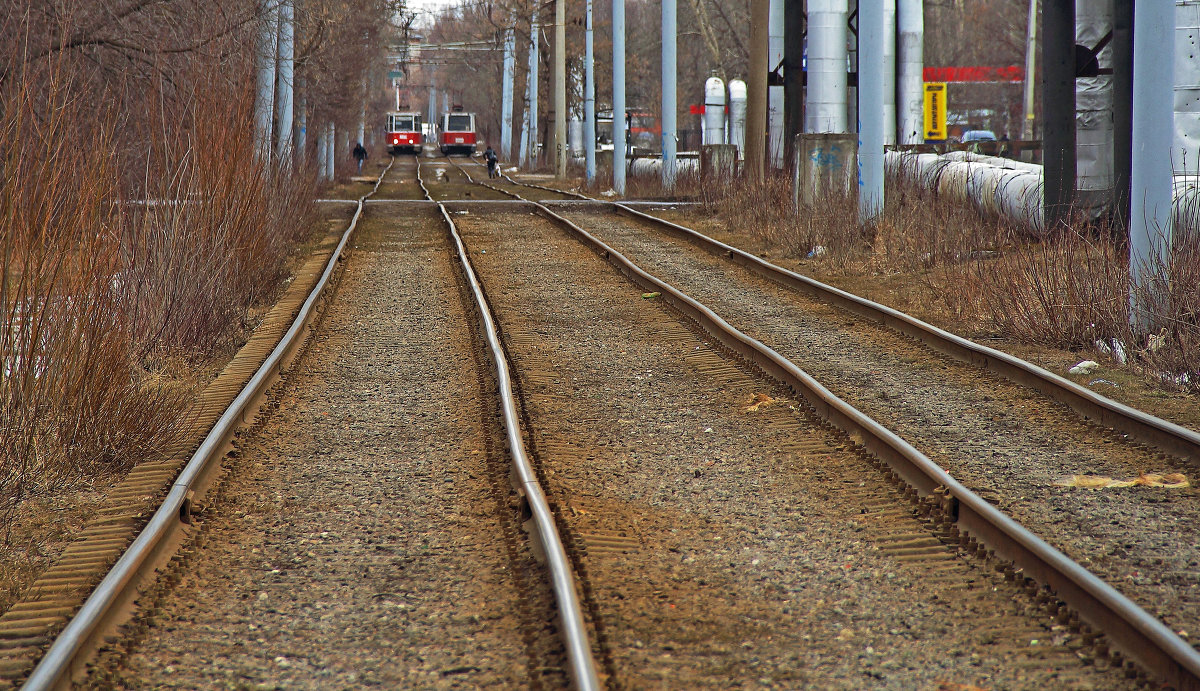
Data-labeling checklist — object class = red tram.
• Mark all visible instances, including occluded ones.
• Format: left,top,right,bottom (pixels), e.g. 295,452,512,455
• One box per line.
386,112,423,154
439,110,477,155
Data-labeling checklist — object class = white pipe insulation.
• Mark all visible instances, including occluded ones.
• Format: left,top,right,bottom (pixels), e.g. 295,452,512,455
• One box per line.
729,79,748,157
806,0,849,133
704,75,726,146
897,0,924,144
1076,0,1115,216
1176,1,1200,174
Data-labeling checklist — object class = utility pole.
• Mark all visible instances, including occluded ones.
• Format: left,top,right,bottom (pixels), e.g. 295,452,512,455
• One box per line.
274,0,295,166
555,0,567,177
1043,0,1076,229
528,11,540,165
613,0,626,194
746,0,770,181
662,0,678,189
585,0,597,183
1129,1,1174,332
254,0,278,162
858,0,884,221
501,26,516,160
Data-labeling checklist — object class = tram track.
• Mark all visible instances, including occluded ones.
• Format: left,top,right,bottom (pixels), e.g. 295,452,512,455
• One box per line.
10,147,1200,687
444,167,1200,688
448,205,1143,687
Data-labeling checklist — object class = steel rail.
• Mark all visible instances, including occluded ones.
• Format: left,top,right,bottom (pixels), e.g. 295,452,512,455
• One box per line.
22,163,394,690
610,203,1200,465
452,160,1200,686
417,154,601,691
488,191,1200,689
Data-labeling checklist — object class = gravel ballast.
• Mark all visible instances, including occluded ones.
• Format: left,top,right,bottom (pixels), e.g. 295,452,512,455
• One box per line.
556,207,1200,652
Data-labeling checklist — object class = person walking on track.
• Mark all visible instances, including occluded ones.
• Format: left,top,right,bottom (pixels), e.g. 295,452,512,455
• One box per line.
484,145,499,178
352,142,368,173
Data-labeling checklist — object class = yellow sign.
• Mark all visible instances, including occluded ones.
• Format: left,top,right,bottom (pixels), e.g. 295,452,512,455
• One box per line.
923,82,947,141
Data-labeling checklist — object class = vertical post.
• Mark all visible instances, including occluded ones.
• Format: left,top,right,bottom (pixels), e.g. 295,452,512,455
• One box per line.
274,0,295,166
555,0,567,176
858,0,884,221
1043,0,1076,229
317,121,328,179
529,11,540,165
254,0,278,162
784,0,806,160
327,122,337,180
881,0,896,144
1021,0,1038,143
502,27,516,160
613,0,626,194
295,75,307,163
1129,0,1174,332
585,0,597,183
428,84,437,146
357,74,367,150
897,0,923,144
768,0,785,167
746,0,770,181
662,0,678,188
1111,0,1133,228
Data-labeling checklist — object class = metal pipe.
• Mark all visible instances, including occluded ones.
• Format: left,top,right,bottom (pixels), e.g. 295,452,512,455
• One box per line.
729,79,747,156
746,0,770,180
768,0,785,167
662,0,678,188
806,0,849,133
253,0,278,161
1129,0,1175,332
1043,0,1076,229
1176,0,1200,174
1112,0,1133,227
501,26,516,160
274,0,295,165
613,0,626,194
784,0,806,159
1076,0,1115,217
704,74,726,145
881,0,896,145
555,0,567,177
897,0,923,144
585,0,597,182
858,0,884,220
1022,0,1038,146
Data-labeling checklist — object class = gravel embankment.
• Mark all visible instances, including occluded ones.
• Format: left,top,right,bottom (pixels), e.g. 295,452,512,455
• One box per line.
454,209,1132,689
558,208,1200,649
103,206,556,688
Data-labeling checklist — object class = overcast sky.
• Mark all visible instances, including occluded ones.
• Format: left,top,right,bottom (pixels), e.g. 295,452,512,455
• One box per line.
407,0,458,26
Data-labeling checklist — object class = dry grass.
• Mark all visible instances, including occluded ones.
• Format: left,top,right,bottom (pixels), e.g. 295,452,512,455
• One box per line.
685,167,1200,393
0,54,319,604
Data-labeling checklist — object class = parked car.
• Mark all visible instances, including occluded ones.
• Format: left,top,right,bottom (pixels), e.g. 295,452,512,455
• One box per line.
960,129,998,143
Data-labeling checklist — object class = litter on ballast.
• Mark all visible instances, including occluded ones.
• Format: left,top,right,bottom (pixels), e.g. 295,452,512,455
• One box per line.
741,393,778,413
1053,472,1189,489
1068,360,1100,375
